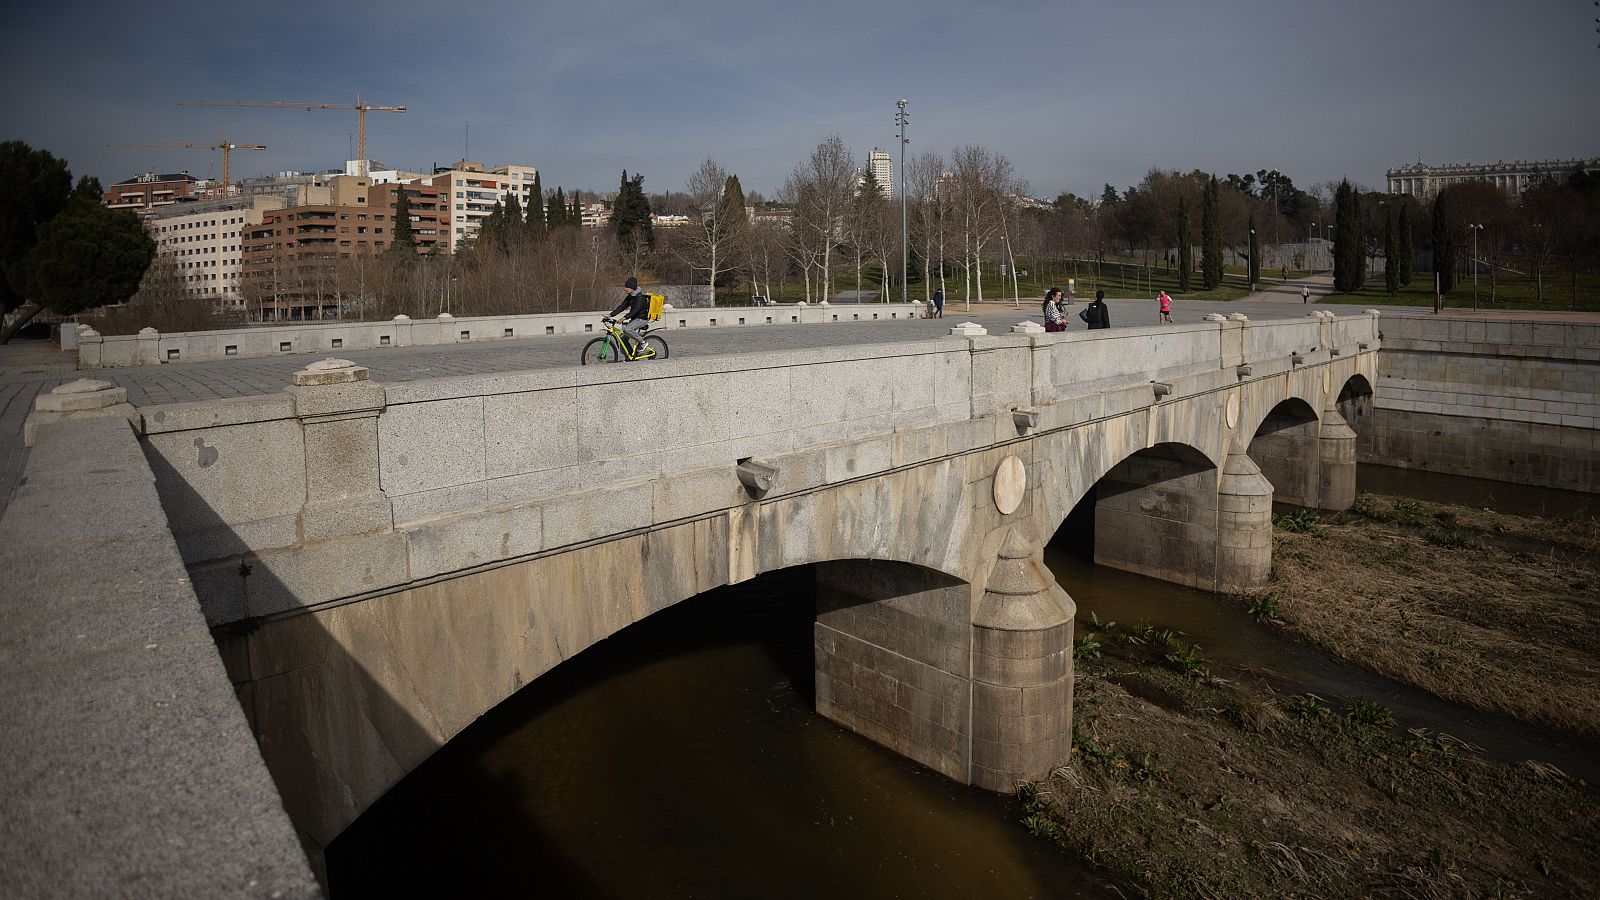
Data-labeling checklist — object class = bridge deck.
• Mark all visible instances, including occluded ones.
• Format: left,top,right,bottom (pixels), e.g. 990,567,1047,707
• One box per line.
0,296,1386,519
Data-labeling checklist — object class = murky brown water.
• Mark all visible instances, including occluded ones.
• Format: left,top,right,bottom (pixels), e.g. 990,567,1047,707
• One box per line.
326,569,1119,899
327,466,1594,897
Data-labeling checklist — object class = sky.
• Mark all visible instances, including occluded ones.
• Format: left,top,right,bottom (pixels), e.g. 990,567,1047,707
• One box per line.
2,0,1596,201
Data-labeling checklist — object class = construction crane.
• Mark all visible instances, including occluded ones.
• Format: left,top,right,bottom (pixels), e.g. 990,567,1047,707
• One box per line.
177,94,405,176
108,135,266,199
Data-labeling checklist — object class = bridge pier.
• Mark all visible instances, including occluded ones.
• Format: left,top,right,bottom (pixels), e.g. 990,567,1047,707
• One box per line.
814,530,1074,792
1316,406,1358,512
1249,400,1322,509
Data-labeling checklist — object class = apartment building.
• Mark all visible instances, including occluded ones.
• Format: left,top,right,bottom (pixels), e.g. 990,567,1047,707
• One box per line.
239,175,444,321
147,195,287,315
103,172,205,213
427,160,539,249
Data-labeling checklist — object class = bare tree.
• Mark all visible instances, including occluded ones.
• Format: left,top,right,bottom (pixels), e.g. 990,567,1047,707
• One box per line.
906,151,946,303
784,136,856,303
678,158,744,299
950,145,1018,308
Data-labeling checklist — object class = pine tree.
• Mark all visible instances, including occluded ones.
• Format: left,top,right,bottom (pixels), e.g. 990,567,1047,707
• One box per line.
1176,195,1192,292
478,200,507,254
1200,175,1222,290
527,171,544,240
390,185,415,252
1384,211,1398,295
1397,204,1413,286
611,170,655,252
1432,191,1455,296
1247,214,1260,287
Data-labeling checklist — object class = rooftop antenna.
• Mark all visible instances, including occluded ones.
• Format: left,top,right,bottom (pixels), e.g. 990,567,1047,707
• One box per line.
464,122,470,162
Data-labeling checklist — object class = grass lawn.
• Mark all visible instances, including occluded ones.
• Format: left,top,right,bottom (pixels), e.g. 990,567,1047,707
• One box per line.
1320,268,1600,312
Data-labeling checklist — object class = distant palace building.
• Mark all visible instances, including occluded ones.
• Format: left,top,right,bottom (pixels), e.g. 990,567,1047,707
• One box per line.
1387,157,1600,199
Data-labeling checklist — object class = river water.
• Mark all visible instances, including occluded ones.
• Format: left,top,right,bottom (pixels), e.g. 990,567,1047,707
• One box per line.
326,466,1595,897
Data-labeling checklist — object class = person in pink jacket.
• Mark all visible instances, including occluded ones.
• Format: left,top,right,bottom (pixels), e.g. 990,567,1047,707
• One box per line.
1157,290,1173,324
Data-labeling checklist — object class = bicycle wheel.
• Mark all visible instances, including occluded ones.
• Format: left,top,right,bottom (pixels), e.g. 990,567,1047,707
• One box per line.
581,336,621,365
642,335,669,360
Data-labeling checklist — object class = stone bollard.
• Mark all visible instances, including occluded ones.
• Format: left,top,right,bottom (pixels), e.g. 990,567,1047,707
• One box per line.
75,326,103,368
287,359,392,542
1010,321,1045,335
24,379,135,447
949,322,988,337
135,327,161,366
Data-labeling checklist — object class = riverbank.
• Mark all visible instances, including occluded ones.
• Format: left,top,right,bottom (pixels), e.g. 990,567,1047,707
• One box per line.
1241,493,1600,741
1024,627,1600,898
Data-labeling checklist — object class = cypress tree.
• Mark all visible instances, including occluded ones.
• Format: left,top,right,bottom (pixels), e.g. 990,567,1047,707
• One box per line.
504,193,523,235
1432,191,1455,295
569,189,582,227
550,187,567,229
527,171,544,240
1383,211,1398,295
1397,204,1413,286
1333,180,1363,293
390,185,415,251
1176,195,1191,292
1247,213,1260,288
1200,175,1222,290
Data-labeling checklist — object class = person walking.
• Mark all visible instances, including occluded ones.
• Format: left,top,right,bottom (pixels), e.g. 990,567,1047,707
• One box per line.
1041,288,1066,332
932,288,944,319
1157,289,1173,324
1301,285,1311,304
1081,290,1111,330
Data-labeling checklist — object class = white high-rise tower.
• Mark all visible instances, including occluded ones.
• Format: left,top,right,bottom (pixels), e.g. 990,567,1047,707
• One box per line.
867,148,894,198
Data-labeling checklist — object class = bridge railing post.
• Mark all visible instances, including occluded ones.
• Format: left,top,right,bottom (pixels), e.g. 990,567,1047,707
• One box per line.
287,359,393,542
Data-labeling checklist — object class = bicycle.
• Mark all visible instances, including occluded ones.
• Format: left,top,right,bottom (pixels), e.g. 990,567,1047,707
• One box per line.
580,316,669,365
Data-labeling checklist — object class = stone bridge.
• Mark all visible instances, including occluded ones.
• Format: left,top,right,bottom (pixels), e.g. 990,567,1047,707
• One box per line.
70,312,1374,872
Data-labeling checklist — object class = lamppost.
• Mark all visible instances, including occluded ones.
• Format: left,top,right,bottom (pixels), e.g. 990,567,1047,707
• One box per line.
1468,223,1483,310
895,100,909,306
1248,227,1256,293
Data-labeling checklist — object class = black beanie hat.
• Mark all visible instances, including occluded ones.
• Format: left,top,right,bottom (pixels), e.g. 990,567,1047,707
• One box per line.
625,277,639,290
1095,289,1105,301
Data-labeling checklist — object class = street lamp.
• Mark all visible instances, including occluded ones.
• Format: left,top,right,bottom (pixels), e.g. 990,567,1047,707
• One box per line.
895,100,909,306
1249,227,1256,293
1468,223,1484,310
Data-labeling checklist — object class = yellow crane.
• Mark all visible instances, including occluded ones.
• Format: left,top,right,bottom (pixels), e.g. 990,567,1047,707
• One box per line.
108,135,266,198
177,94,405,176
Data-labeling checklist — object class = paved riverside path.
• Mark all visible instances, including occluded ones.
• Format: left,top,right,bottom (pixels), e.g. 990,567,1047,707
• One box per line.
0,294,1383,517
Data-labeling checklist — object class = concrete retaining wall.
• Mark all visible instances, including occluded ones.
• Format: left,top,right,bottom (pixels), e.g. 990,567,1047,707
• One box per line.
1364,315,1599,491
0,417,318,898
76,302,926,368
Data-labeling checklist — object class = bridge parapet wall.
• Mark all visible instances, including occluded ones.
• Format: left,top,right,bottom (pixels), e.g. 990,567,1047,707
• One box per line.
133,314,1382,627
76,302,925,368
1364,314,1598,491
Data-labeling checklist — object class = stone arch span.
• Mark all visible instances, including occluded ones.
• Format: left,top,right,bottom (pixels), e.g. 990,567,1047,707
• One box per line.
224,454,1028,866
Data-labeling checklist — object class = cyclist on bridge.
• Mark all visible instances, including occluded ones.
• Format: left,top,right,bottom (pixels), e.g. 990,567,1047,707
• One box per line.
608,277,653,356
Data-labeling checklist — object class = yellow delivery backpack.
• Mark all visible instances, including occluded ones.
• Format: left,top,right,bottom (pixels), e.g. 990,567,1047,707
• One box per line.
646,293,665,321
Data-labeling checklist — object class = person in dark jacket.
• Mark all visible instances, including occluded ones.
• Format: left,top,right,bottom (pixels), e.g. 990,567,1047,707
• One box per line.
1081,290,1111,330
608,276,653,355
932,288,944,318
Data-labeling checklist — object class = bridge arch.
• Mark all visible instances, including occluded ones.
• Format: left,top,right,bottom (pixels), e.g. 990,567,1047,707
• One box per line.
1337,373,1375,429
1248,396,1323,509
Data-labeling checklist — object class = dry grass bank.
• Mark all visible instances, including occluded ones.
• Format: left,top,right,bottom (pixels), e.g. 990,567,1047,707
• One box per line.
1025,630,1600,898
1238,494,1600,741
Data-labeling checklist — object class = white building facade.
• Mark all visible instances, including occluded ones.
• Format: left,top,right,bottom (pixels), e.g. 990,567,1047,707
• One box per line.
147,195,286,315
1387,157,1600,199
868,149,894,198
427,162,540,249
